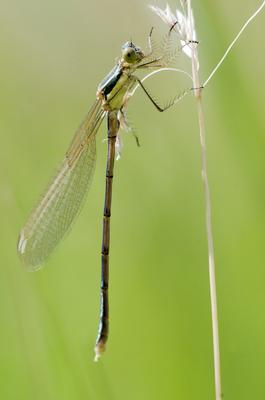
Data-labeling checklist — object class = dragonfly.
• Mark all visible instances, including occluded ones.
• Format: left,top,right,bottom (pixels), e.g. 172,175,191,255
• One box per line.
17,27,186,360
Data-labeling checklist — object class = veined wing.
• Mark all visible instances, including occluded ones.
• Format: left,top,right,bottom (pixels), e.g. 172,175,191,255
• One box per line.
18,100,106,270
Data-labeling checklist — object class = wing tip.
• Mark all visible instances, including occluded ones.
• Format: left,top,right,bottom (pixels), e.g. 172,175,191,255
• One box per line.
17,229,27,255
17,230,44,271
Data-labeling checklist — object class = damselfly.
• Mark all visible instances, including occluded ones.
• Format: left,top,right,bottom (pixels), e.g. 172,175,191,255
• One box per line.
17,28,190,360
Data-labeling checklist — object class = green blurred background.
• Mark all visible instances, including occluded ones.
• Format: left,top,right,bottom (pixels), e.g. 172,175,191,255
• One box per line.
1,0,265,398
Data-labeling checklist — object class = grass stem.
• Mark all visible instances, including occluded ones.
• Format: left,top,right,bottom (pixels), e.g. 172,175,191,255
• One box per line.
186,1,222,399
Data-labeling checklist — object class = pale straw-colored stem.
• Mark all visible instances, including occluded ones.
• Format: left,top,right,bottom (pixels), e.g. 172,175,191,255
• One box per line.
186,1,222,399
203,0,265,87
189,2,265,397
148,1,265,396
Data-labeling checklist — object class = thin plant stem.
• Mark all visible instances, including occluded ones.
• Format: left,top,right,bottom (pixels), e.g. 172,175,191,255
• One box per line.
203,0,265,87
149,1,265,397
186,1,222,399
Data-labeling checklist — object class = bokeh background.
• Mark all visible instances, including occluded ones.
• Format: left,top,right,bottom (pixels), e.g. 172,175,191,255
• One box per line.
1,0,265,399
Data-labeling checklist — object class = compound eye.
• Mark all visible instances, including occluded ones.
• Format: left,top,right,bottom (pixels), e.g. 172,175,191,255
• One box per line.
123,48,136,63
121,42,144,64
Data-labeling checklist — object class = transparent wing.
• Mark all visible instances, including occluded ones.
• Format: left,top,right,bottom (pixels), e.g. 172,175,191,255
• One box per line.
18,100,106,270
